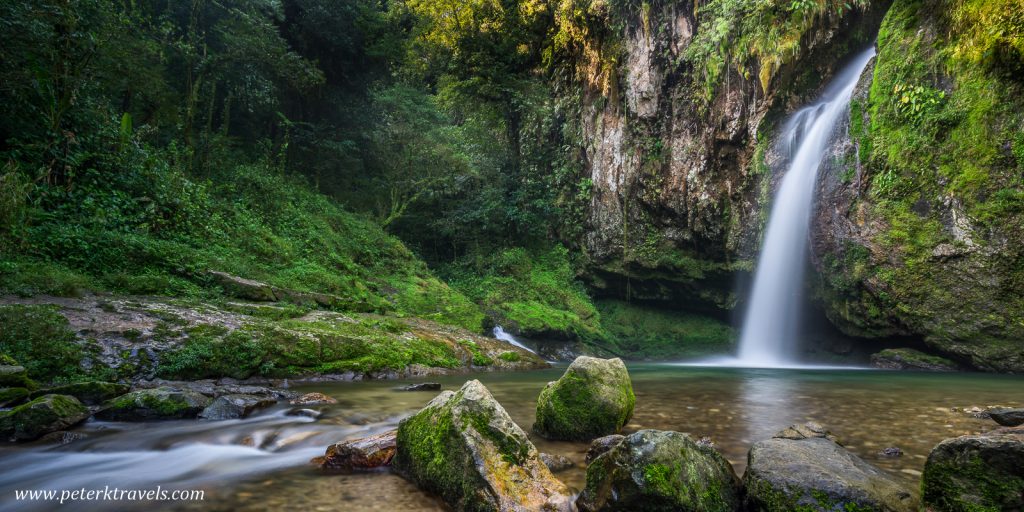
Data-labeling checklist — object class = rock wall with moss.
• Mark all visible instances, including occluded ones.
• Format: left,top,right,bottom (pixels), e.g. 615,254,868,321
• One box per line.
552,0,889,313
810,0,1024,371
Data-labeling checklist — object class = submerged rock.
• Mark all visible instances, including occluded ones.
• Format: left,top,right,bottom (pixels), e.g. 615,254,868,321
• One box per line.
879,446,903,457
200,394,276,420
289,392,337,405
0,394,90,442
321,430,397,471
534,356,635,441
586,434,625,463
870,348,959,371
396,382,442,392
744,423,919,511
38,430,89,445
393,379,573,512
539,453,574,473
987,408,1024,427
30,381,130,405
96,387,212,421
577,429,742,512
922,427,1024,511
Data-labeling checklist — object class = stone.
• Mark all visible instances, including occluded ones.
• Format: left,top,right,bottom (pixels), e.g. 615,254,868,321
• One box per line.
534,356,635,441
30,381,130,405
922,427,1024,511
96,387,212,421
879,446,903,457
744,423,920,511
0,365,35,389
586,434,625,464
870,348,959,371
539,453,574,473
0,394,90,442
396,382,442,392
321,430,397,471
987,408,1024,427
199,394,276,420
577,429,742,512
289,392,337,405
0,387,30,408
393,380,573,512
38,430,89,445
208,271,277,301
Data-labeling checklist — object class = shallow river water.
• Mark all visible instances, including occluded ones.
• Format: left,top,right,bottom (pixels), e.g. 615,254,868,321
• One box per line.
1,365,1021,511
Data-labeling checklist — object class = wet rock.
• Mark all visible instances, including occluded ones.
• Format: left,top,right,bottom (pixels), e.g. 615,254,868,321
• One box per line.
321,430,397,471
96,387,212,421
870,348,959,371
744,423,919,511
0,387,30,408
396,382,442,392
987,408,1024,427
217,385,296,400
286,408,321,419
393,380,573,512
923,427,1024,511
539,453,574,473
208,271,277,301
0,365,35,389
200,394,276,420
38,430,89,445
534,356,635,441
586,434,625,464
879,446,903,457
577,429,742,512
289,392,337,405
0,394,90,442
30,381,129,405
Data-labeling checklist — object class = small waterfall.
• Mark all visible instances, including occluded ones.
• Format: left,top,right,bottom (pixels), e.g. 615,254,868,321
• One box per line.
736,47,876,367
492,325,537,354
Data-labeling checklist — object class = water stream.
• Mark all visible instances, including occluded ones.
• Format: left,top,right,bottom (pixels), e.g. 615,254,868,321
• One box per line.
736,48,876,367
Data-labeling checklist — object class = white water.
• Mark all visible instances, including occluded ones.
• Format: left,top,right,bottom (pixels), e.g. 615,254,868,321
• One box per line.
732,47,876,368
493,325,537,354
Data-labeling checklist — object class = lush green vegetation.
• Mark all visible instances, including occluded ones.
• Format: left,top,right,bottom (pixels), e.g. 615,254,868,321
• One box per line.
597,300,736,359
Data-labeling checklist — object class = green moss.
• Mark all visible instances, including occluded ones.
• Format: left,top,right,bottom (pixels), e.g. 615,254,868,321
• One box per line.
0,387,29,407
498,351,520,362
597,300,736,359
0,394,88,441
923,452,1024,511
30,381,129,405
0,305,85,384
534,359,635,441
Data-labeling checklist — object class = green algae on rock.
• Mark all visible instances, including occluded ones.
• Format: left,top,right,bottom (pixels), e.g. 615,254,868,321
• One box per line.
96,387,212,421
393,380,573,512
577,429,742,512
922,427,1024,512
743,423,919,511
870,348,959,371
0,394,89,442
534,356,635,441
29,381,130,405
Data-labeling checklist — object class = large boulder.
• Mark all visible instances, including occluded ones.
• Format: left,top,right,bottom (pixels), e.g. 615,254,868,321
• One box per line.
393,380,573,512
199,394,276,420
0,394,90,442
96,387,211,421
922,427,1024,511
987,408,1024,427
0,387,29,408
30,381,130,405
0,365,35,389
534,356,635,441
320,430,397,471
744,423,919,511
577,429,741,512
870,348,959,371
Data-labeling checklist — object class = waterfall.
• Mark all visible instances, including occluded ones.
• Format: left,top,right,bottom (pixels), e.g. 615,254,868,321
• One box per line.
735,47,876,367
493,325,537,354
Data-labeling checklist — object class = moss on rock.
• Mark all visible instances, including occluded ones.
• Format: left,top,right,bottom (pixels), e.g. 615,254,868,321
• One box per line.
870,348,959,371
0,394,89,442
922,428,1024,512
534,356,635,441
30,381,130,405
0,387,29,408
96,387,211,421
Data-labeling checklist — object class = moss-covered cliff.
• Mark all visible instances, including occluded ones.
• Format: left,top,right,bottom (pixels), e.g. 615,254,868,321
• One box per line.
811,0,1024,371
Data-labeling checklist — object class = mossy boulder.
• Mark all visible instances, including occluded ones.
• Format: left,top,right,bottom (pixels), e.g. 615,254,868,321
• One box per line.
30,381,130,405
392,379,573,512
744,423,919,511
922,427,1024,511
0,394,89,442
96,387,211,421
534,356,635,441
870,348,959,371
577,429,742,512
0,365,36,390
0,387,30,408
199,394,276,420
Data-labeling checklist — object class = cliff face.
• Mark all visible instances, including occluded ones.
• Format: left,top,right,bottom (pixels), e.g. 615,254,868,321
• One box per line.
810,0,1024,372
565,0,886,313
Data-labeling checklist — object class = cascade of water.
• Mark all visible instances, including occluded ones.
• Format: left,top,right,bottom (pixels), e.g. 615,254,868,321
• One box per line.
492,325,537,354
734,47,876,367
